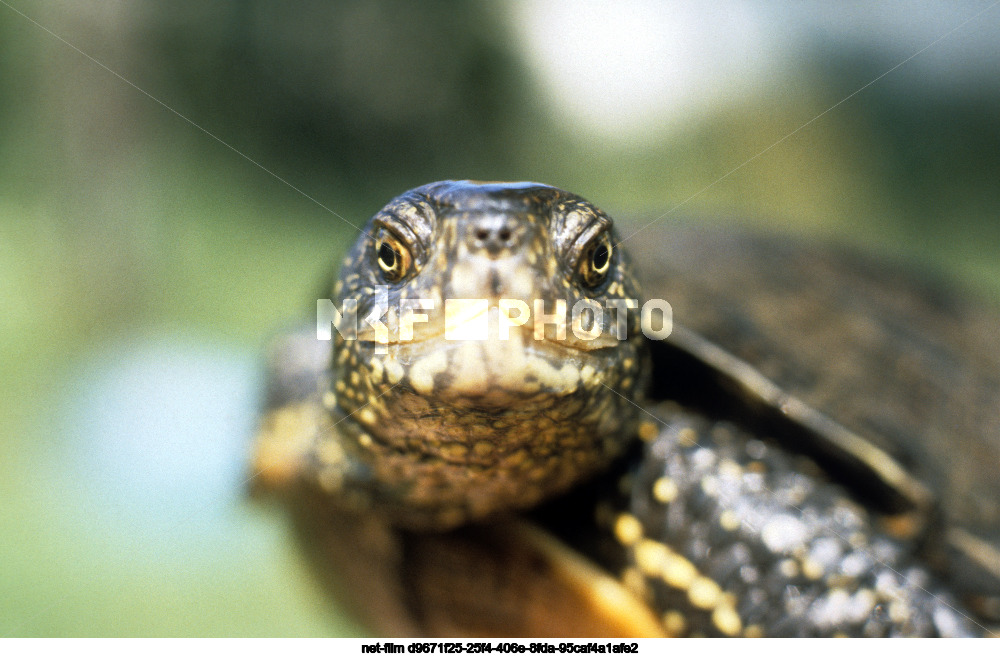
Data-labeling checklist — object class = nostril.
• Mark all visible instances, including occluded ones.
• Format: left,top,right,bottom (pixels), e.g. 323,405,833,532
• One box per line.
470,221,519,253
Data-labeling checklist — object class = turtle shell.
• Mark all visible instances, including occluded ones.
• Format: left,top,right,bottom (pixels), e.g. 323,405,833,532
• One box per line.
625,225,1000,619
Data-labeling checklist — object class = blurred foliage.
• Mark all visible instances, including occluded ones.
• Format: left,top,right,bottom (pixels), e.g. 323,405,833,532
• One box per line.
823,48,1000,233
117,1,544,198
1,0,999,637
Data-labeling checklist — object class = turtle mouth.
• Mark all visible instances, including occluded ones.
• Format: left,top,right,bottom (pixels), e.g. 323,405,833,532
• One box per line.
352,326,621,403
355,333,617,354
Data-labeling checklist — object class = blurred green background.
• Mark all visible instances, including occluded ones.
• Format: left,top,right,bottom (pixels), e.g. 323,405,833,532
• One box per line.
2,0,999,636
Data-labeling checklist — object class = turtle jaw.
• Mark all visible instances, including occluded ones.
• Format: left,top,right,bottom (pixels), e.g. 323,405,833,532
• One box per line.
341,325,645,440
353,319,624,402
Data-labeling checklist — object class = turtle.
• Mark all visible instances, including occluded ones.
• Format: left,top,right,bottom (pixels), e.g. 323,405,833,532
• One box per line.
251,180,1000,637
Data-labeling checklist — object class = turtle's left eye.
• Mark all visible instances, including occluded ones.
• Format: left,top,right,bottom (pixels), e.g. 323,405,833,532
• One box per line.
375,231,411,282
579,233,613,287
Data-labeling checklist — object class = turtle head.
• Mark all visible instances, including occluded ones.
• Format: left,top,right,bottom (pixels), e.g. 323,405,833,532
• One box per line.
320,181,646,528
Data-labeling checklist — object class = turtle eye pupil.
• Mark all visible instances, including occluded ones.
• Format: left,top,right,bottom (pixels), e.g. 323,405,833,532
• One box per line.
592,243,609,270
378,242,397,270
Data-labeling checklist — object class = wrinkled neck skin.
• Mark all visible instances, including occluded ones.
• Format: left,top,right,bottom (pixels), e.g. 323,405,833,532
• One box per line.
310,181,647,529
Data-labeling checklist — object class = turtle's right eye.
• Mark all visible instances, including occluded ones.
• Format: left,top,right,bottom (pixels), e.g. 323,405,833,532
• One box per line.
375,231,411,282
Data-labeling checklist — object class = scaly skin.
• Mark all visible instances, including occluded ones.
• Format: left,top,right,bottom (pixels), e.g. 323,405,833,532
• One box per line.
614,411,978,636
